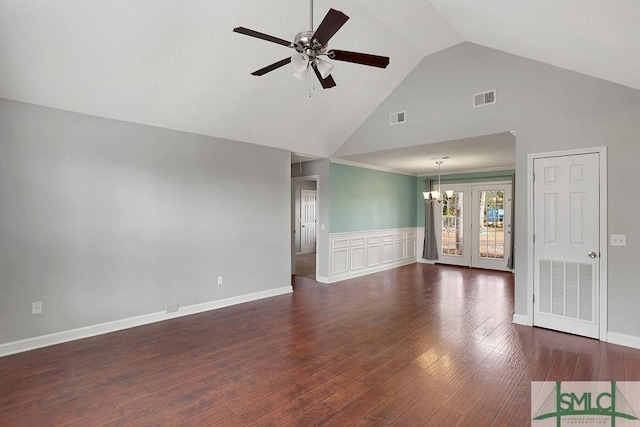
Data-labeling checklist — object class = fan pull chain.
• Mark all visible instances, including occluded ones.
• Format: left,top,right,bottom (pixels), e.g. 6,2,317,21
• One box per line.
308,73,315,98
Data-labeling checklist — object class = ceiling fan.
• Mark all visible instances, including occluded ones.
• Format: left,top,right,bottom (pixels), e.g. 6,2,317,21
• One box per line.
233,0,390,89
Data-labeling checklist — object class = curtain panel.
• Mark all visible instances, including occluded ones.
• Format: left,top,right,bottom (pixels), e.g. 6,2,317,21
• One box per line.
422,179,439,260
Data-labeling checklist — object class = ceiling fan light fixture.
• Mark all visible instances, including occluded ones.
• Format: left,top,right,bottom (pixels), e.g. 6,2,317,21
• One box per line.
291,53,309,72
315,58,334,79
233,2,390,89
293,66,311,81
424,161,454,203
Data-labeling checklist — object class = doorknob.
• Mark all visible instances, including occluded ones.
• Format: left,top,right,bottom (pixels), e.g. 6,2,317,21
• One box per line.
588,251,597,258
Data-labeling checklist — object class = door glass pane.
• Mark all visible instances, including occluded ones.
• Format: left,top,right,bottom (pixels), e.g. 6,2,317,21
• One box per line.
478,190,505,259
441,192,463,256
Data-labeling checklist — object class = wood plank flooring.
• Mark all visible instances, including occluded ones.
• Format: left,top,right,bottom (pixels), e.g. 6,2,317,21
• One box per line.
1,263,639,426
294,253,316,280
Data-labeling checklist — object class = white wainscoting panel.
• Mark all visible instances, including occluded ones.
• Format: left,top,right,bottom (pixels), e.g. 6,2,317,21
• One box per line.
382,243,394,263
351,246,366,270
328,228,417,283
394,241,406,261
332,249,349,274
407,239,416,258
368,245,381,267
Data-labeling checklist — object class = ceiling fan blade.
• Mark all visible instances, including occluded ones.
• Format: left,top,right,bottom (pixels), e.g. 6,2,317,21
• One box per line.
327,50,390,68
312,62,336,89
312,9,349,46
233,27,292,47
252,57,292,76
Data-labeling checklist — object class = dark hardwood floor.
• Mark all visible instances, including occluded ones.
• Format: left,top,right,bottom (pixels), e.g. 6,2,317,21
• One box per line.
294,253,316,280
1,263,639,426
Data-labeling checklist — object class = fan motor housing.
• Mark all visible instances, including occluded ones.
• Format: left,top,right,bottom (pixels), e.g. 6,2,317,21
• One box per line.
294,31,326,58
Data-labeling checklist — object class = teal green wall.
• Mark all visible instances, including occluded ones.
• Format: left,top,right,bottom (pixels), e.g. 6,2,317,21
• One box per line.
330,163,417,233
416,170,515,224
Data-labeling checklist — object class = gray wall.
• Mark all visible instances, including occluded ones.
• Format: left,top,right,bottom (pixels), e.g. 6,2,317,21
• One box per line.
337,43,640,158
291,159,330,280
336,42,640,339
0,99,292,345
516,110,640,337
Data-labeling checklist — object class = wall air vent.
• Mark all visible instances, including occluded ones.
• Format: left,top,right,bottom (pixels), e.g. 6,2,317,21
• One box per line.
389,111,406,126
473,89,496,108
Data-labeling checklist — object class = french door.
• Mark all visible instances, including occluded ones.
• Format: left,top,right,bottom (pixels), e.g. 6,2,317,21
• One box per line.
435,185,471,266
434,182,512,271
471,184,512,271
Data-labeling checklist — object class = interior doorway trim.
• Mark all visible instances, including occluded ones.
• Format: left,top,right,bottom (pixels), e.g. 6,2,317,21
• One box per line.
291,175,319,279
526,146,608,341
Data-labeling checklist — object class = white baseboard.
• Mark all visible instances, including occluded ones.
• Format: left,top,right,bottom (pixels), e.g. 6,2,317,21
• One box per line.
512,314,530,326
326,259,415,284
417,258,436,264
606,332,640,350
315,275,329,284
0,286,292,358
510,318,640,350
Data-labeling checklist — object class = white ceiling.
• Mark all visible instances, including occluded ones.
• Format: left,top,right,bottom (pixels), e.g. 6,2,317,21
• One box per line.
337,131,516,176
1,1,639,166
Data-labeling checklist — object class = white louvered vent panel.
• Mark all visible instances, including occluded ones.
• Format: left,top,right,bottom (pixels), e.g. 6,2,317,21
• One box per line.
539,260,595,322
473,89,497,108
551,261,565,316
389,111,406,126
539,260,552,314
579,263,593,321
565,262,578,319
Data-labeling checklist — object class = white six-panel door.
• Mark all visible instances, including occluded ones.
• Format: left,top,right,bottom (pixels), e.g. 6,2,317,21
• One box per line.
533,153,600,338
301,190,317,254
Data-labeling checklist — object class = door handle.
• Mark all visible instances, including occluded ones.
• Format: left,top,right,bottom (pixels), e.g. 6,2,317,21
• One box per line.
588,251,597,258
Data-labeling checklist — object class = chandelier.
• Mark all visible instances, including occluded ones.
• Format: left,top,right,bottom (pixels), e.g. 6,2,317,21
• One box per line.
423,161,454,203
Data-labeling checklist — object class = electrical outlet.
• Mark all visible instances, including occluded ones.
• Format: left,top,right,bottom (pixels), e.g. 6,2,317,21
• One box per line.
611,234,627,247
217,276,223,286
165,303,179,313
32,301,42,315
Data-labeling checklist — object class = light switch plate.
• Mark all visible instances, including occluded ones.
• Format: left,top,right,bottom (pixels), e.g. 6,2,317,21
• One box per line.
610,234,627,247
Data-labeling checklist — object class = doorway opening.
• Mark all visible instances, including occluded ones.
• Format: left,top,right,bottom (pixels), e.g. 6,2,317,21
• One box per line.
292,177,318,280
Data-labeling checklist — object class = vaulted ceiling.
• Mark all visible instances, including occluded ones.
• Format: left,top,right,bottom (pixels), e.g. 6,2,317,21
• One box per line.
1,1,639,160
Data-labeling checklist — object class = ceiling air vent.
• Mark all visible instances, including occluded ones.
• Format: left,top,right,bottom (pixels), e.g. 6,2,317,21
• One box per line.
390,111,406,126
473,89,496,108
